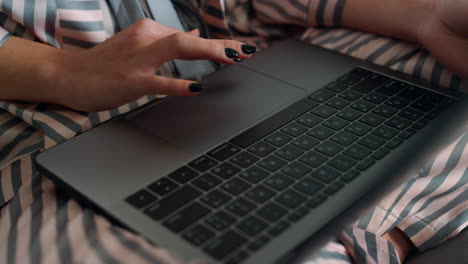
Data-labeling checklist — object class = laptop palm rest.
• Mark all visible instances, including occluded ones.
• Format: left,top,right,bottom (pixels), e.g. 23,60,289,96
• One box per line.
127,65,306,155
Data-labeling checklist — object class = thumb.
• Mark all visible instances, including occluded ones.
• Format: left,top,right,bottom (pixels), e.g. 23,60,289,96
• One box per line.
136,75,204,96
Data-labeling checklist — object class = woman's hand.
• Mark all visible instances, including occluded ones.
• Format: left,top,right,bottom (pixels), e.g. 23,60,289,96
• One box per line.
416,0,468,79
53,18,255,112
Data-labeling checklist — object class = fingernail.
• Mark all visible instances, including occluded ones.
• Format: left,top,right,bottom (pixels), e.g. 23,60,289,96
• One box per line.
233,58,243,63
225,48,239,58
241,44,257,54
189,83,203,93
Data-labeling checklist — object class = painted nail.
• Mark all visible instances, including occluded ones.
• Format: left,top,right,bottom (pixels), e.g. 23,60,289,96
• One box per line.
233,58,243,63
241,44,257,54
225,48,239,58
189,83,203,93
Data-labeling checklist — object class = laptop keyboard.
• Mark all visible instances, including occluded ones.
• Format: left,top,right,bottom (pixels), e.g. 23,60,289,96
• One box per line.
125,67,456,263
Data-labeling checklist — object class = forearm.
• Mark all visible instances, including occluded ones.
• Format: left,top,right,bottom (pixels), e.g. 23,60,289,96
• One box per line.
340,0,431,43
0,36,63,104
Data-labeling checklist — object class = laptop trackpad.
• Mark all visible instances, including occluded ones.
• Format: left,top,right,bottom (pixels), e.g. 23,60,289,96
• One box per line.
127,66,306,154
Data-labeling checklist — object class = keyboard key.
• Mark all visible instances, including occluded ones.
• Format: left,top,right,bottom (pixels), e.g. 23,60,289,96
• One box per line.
211,162,241,179
306,194,327,208
322,117,349,131
293,178,324,195
258,156,287,172
324,182,345,195
268,221,291,236
356,159,376,171
397,86,426,100
276,190,306,209
201,190,232,209
192,173,222,191
363,92,388,104
183,225,215,246
248,236,270,252
385,97,410,109
226,251,249,264
352,73,389,93
189,156,218,172
288,206,309,222
240,166,269,183
291,135,320,151
230,152,259,168
398,108,424,121
257,202,288,222
311,166,342,183
144,186,202,220
385,116,411,130
275,145,304,161
221,178,251,195
341,170,361,183
371,148,390,160
163,202,210,233
337,108,363,121
330,131,358,146
236,216,268,236
372,105,398,118
126,189,157,209
307,125,335,140
208,143,241,161
326,97,351,110
281,122,308,137
205,211,237,231
372,125,399,140
343,144,371,160
399,128,417,139
265,131,293,147
359,113,385,127
358,135,386,150
411,99,435,112
296,113,323,128
316,141,344,157
326,81,348,93
169,166,199,184
248,141,276,157
350,99,376,113
299,151,327,168
349,68,373,78
282,162,311,179
386,138,403,149
230,99,318,148
420,92,445,105
265,173,294,191
226,198,257,217
339,74,361,85
345,122,372,136
245,185,276,204
204,230,247,260
338,90,363,102
148,178,179,196
311,105,337,119
375,80,407,96
309,89,335,103
328,155,357,171
412,119,429,129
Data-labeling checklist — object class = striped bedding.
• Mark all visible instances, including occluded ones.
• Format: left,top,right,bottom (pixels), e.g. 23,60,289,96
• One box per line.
0,0,466,263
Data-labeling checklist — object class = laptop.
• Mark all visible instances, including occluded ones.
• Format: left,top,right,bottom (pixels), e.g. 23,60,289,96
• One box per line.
36,39,468,264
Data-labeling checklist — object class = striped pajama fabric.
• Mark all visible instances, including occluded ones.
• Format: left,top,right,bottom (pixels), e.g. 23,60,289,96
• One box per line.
0,0,466,263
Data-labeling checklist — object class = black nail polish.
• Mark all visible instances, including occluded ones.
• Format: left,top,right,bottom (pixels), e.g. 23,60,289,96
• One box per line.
233,58,243,63
189,83,203,93
225,48,239,58
241,44,257,54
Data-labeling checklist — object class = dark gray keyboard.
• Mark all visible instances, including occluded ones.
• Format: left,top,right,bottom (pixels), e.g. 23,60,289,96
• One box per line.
125,67,456,264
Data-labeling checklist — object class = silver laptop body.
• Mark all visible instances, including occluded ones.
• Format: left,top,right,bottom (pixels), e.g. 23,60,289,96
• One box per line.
36,39,468,264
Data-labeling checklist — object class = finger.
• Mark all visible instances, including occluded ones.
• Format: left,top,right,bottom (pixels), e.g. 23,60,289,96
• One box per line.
213,39,258,59
146,32,244,65
136,75,204,96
